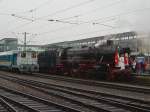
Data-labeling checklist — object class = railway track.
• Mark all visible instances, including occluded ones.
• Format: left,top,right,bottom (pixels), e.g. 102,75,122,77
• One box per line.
1,71,150,94
0,74,150,112
0,97,17,112
32,73,150,94
0,86,72,112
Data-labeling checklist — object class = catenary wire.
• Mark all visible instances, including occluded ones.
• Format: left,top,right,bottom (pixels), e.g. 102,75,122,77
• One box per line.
37,7,150,36
37,0,96,19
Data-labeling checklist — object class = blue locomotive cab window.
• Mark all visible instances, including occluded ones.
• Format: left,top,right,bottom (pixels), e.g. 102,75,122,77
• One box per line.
21,52,26,58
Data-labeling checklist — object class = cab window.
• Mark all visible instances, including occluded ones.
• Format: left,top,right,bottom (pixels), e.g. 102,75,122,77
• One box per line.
21,52,26,58
32,52,36,58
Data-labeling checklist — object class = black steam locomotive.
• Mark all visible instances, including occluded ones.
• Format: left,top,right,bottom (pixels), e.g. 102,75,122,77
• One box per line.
38,44,131,80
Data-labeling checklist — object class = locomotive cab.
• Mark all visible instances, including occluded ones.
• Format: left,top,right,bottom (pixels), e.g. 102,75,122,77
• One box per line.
17,51,39,73
107,47,131,80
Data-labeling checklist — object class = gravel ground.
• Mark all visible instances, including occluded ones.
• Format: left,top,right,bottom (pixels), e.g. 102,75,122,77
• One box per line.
0,71,149,102
0,76,98,112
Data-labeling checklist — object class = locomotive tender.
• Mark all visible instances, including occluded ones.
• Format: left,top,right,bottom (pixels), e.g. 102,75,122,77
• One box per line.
38,45,131,80
0,50,39,73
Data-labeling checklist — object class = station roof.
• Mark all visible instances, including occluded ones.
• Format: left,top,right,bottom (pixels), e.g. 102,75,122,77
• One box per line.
45,31,137,48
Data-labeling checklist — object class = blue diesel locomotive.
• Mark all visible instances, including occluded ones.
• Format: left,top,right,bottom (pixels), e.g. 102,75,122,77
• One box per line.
0,50,39,73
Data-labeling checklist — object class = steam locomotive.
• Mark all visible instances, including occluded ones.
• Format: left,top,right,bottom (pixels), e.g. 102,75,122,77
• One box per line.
38,43,131,80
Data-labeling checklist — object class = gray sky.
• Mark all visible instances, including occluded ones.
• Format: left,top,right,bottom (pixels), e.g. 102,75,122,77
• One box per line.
0,0,150,45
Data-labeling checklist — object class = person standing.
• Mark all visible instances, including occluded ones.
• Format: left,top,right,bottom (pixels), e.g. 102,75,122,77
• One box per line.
132,59,136,72
136,61,142,75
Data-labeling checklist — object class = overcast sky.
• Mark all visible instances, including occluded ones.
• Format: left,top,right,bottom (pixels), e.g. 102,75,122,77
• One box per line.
0,0,150,45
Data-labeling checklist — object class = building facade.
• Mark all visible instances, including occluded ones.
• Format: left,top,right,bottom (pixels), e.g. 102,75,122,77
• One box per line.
0,38,44,52
0,38,18,52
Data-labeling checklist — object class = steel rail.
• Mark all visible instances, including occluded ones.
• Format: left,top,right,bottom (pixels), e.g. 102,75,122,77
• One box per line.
0,75,150,112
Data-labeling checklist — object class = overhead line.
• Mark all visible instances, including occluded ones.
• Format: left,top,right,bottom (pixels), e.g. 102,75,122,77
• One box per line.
37,0,95,19
53,0,124,21
15,0,53,14
1,0,122,33
30,0,53,12
16,0,121,34
38,18,116,35
1,0,53,26
13,0,123,32
3,21,33,35
60,7,150,25
11,14,34,21
37,7,150,36
4,7,150,37
1,0,95,33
